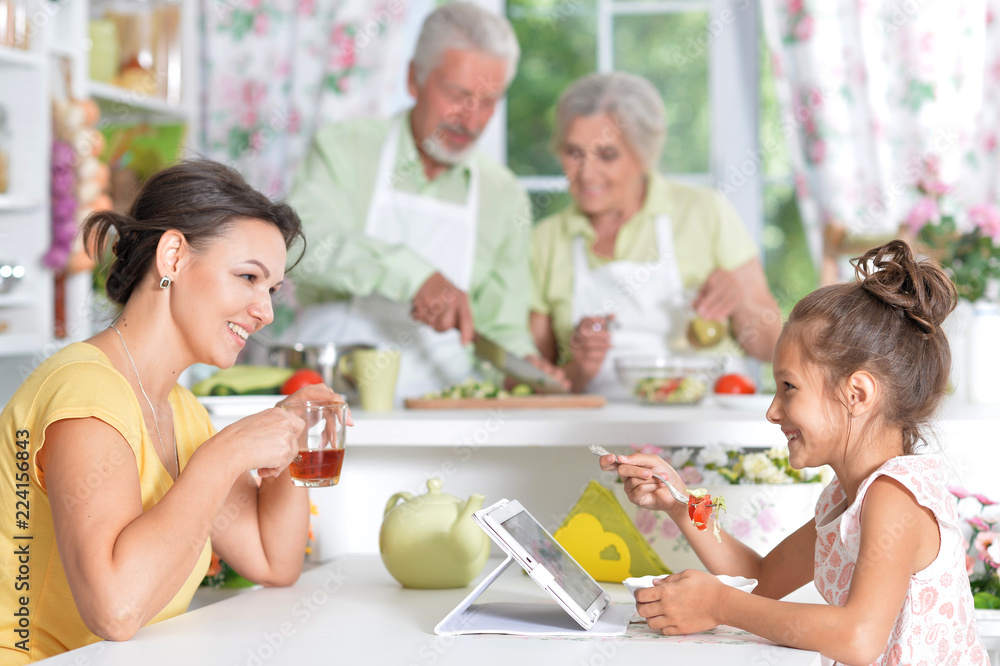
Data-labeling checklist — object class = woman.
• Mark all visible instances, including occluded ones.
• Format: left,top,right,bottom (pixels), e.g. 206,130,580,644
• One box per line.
531,72,781,395
0,160,348,662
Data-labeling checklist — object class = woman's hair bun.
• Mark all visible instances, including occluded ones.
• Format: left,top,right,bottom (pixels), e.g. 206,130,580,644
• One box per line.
852,239,957,336
83,209,136,259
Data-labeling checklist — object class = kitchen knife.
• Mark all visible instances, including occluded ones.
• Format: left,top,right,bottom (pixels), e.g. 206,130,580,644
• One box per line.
472,333,569,395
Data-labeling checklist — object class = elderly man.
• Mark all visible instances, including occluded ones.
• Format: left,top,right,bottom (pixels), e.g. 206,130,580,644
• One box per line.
286,2,546,400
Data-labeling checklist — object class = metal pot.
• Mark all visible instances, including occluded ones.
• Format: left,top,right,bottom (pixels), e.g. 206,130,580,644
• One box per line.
267,342,374,400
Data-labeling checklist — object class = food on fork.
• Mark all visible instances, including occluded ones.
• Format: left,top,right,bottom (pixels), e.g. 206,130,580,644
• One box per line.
687,489,726,542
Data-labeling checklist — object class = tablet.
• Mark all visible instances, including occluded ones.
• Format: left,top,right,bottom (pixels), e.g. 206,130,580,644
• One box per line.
473,498,610,630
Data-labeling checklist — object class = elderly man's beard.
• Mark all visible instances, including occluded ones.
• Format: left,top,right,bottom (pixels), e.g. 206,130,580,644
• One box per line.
421,123,480,165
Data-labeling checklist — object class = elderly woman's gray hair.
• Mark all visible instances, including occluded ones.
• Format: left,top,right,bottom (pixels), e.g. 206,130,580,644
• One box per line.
551,72,667,171
412,2,520,87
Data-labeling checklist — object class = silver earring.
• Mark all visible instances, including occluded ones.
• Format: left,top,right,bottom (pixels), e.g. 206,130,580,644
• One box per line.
159,276,171,289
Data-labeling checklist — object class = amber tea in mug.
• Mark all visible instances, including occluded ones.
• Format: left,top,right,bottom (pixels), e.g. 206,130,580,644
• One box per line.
280,401,347,488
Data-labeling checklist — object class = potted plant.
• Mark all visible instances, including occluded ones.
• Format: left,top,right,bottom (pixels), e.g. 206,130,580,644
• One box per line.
950,487,1000,654
904,156,1000,404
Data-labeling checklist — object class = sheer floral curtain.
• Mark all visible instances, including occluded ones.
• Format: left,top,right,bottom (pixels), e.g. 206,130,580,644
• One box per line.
200,0,418,198
760,0,1000,282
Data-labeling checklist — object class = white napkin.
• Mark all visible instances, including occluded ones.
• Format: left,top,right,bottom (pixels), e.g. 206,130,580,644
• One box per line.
623,574,758,596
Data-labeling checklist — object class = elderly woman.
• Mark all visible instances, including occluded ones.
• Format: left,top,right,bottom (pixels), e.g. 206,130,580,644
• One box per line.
530,72,781,395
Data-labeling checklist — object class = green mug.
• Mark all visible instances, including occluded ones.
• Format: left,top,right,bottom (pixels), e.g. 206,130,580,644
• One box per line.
338,349,401,412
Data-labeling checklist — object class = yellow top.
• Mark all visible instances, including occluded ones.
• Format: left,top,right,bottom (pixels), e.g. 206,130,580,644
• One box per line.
0,343,214,662
531,173,758,361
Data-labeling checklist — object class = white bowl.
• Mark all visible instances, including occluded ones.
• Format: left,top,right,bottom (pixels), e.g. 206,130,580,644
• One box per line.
623,574,758,596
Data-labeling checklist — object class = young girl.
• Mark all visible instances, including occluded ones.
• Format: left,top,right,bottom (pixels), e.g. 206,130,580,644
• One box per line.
601,240,989,665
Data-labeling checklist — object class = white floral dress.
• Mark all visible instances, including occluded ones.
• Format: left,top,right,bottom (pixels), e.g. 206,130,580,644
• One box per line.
814,455,990,665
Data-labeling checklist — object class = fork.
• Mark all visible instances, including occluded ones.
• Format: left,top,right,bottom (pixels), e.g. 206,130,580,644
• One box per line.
589,444,690,504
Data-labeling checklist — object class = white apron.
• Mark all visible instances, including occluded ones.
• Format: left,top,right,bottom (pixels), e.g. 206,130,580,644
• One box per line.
570,215,687,399
291,116,479,402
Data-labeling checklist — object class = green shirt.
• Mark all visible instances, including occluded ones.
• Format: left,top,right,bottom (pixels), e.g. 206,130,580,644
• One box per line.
531,173,758,360
287,112,536,356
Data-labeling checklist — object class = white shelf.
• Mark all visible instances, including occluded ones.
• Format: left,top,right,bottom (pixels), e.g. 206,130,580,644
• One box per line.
0,196,42,213
0,45,41,68
89,81,192,121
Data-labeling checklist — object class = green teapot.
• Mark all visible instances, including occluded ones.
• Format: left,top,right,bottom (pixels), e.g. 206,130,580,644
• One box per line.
379,478,489,589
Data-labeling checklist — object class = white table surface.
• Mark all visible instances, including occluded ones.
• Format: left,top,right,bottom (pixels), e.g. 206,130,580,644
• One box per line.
39,556,823,666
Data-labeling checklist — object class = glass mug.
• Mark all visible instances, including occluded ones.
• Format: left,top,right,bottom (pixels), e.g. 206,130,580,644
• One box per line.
279,401,347,488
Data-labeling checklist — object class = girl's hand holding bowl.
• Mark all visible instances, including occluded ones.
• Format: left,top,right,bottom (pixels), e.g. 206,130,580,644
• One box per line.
633,569,750,635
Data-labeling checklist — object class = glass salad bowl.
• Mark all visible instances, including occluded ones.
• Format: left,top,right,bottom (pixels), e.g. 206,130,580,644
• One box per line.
614,354,723,405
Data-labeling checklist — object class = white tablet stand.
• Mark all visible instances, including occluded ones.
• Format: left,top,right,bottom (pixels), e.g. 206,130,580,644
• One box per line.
434,555,634,637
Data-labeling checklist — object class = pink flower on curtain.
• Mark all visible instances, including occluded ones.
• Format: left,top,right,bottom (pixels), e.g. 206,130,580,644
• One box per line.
254,11,269,35
794,172,810,200
905,197,941,232
240,108,257,128
287,106,301,134
984,134,997,153
331,24,357,70
771,53,784,77
788,0,804,13
794,15,814,41
808,139,826,164
297,0,315,16
242,80,267,107
969,203,1000,242
250,131,267,152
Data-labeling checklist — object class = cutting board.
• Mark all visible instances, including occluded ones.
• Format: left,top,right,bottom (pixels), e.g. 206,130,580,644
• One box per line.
404,394,606,410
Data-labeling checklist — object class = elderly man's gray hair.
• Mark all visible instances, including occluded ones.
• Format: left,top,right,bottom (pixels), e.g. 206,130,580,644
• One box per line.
551,72,667,171
412,2,520,87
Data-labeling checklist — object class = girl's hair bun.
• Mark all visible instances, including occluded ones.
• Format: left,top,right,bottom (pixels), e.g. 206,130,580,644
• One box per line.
852,239,956,336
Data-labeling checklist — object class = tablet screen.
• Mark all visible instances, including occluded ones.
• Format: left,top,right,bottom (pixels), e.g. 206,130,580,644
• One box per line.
500,511,604,612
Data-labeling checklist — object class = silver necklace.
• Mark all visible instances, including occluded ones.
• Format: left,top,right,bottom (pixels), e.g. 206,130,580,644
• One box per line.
110,321,179,479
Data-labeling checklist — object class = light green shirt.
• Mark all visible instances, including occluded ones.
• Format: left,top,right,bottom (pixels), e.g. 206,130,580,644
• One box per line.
531,173,758,360
288,112,536,356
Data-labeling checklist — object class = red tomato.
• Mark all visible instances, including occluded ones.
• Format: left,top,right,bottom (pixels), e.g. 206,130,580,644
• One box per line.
714,373,756,395
280,368,325,395
688,494,714,531
654,378,682,397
